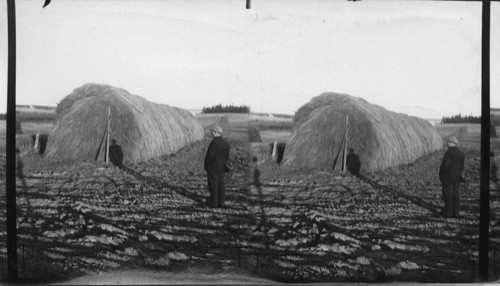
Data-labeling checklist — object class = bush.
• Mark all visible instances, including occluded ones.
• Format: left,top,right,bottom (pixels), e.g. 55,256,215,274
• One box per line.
16,135,32,151
0,115,25,133
30,133,49,154
248,127,262,142
16,120,23,134
202,104,250,114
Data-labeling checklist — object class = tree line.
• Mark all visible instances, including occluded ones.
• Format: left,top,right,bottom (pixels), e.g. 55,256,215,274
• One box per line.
202,104,250,114
442,114,481,124
441,113,500,126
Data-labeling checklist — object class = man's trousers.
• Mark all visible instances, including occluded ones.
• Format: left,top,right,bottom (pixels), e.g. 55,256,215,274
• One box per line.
442,183,460,217
207,171,225,207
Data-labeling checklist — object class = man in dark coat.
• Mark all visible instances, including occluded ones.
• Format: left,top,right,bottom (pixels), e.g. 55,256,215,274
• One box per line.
109,139,124,167
346,148,361,176
439,136,465,218
492,151,499,191
15,148,27,188
204,125,230,208
251,156,262,192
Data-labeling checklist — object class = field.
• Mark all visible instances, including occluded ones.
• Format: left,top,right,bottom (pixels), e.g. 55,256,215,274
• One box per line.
0,115,500,283
0,120,54,154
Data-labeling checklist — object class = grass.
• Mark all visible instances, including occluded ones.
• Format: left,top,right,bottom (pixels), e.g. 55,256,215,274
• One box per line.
17,112,56,122
0,115,493,159
1,130,491,283
196,113,251,124
195,113,291,144
259,130,291,143
1,111,498,283
435,123,496,151
248,127,262,143
0,120,54,153
248,119,293,131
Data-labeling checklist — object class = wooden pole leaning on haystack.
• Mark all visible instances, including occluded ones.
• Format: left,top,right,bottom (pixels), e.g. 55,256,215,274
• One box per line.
95,129,107,162
332,137,345,172
94,107,111,164
342,115,349,173
106,107,111,164
34,132,40,151
272,141,277,160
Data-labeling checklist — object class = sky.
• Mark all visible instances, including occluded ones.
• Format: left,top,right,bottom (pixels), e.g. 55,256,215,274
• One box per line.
0,0,499,119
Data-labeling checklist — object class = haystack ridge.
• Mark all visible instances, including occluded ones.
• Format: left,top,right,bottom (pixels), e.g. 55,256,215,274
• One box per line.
46,83,204,163
283,93,442,173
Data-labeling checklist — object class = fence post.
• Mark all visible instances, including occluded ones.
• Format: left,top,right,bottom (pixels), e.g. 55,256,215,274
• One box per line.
105,107,111,165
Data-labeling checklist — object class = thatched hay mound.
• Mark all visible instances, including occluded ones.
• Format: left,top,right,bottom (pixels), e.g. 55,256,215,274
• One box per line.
283,93,442,173
45,83,204,163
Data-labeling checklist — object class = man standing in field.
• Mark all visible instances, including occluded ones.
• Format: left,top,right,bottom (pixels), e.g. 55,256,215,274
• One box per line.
346,148,361,177
109,139,124,167
492,151,499,191
16,148,27,188
204,126,230,208
251,156,262,193
439,136,465,218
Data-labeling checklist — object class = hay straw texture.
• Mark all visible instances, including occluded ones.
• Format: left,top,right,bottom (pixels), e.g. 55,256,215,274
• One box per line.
283,93,442,173
46,83,204,163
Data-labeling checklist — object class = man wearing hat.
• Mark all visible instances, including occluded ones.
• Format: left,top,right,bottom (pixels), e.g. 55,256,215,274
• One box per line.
439,136,465,218
204,125,230,208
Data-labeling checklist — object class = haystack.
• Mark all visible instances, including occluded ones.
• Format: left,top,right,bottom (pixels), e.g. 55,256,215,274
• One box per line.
282,93,442,173
45,83,204,163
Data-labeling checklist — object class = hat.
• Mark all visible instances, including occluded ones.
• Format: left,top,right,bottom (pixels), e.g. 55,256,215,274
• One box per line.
446,136,458,145
210,125,223,135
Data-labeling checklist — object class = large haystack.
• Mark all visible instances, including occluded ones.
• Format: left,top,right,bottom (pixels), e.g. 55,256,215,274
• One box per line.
45,83,204,163
282,93,442,173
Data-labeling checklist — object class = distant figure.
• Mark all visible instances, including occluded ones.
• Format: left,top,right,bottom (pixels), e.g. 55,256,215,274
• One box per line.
439,136,465,218
15,148,27,187
109,139,124,166
490,116,498,138
492,152,499,191
251,156,262,192
204,126,230,208
346,148,361,176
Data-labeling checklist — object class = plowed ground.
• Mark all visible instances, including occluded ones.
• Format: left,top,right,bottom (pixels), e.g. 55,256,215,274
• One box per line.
0,117,499,284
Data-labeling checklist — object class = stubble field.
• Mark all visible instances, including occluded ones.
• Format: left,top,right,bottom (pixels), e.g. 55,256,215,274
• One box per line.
0,115,499,284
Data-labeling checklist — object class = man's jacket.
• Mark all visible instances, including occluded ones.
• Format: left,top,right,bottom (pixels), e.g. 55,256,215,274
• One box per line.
204,136,230,173
439,146,465,185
